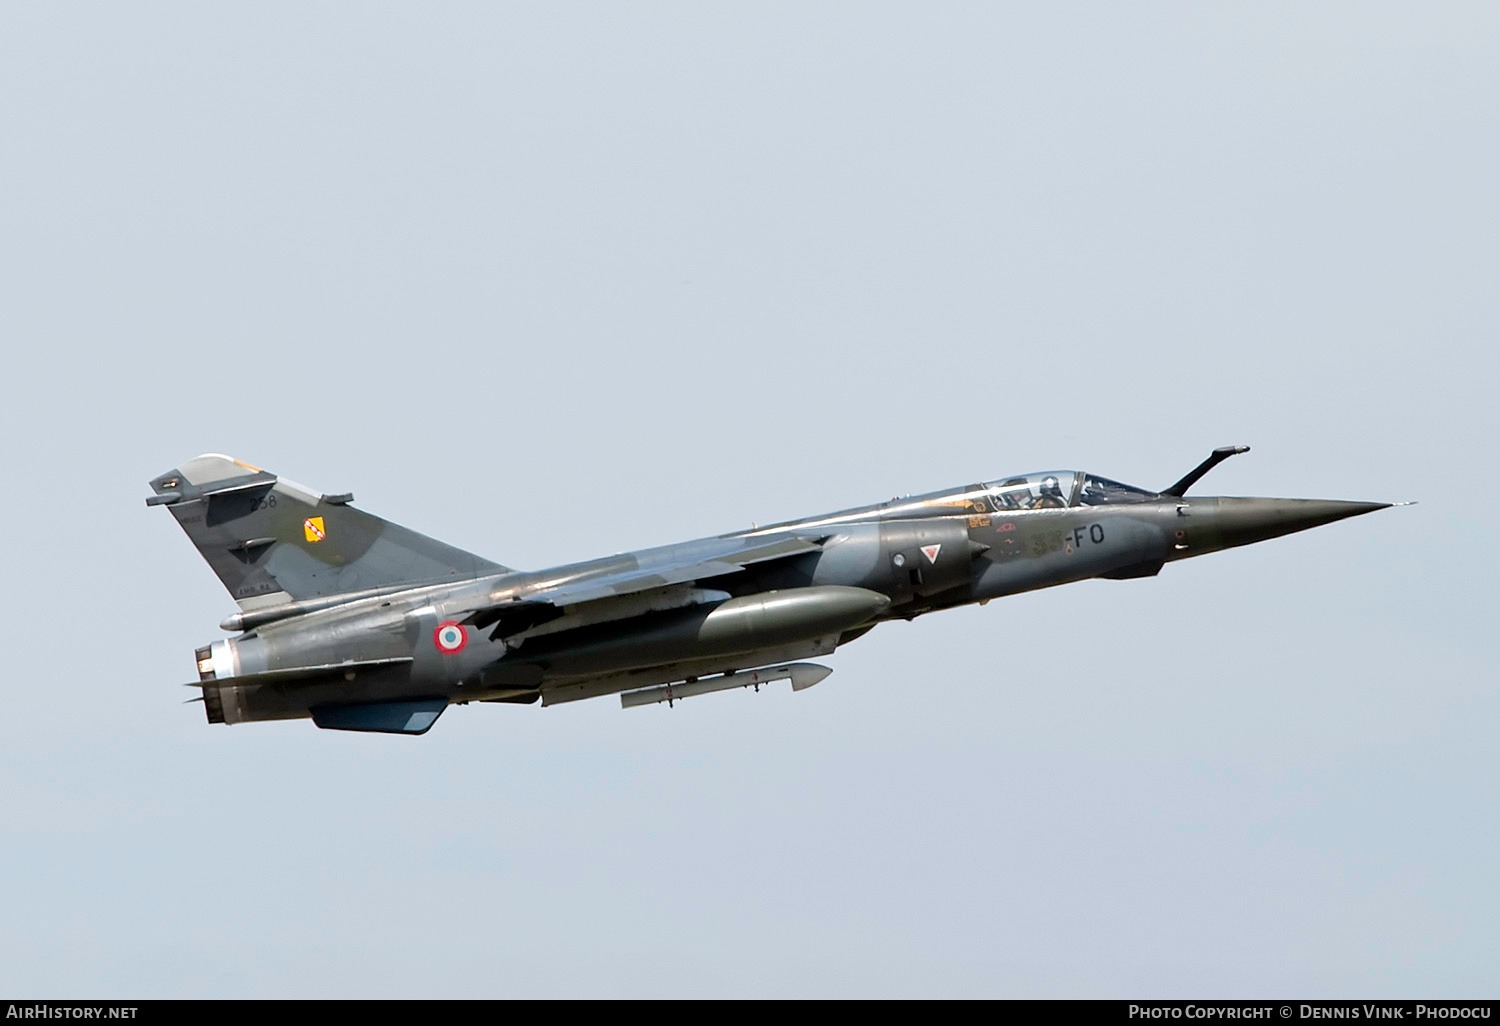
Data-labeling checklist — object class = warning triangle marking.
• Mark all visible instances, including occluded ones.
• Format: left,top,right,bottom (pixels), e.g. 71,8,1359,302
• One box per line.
921,544,941,564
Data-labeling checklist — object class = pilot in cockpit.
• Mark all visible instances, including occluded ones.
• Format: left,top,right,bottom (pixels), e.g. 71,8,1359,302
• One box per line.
1032,476,1067,509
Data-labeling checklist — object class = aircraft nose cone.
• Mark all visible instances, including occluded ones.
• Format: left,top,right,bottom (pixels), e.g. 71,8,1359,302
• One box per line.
1210,497,1392,550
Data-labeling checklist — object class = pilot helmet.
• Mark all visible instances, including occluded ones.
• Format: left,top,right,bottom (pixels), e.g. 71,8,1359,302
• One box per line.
1040,475,1062,497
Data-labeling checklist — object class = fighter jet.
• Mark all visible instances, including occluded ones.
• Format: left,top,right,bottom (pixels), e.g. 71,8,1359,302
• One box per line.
148,447,1394,735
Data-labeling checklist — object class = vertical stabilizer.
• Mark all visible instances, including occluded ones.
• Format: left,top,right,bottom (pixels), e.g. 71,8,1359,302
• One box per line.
147,455,508,608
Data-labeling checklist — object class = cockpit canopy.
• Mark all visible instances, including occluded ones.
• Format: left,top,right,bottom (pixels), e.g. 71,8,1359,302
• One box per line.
980,471,1159,511
1078,474,1160,506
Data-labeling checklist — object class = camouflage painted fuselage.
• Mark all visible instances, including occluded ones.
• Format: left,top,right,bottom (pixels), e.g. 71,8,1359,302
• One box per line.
149,453,1389,734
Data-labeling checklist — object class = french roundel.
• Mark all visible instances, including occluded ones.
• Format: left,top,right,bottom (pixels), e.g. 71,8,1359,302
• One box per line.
433,621,468,654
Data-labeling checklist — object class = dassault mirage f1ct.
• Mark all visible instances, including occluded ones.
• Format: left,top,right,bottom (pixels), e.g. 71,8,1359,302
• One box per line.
149,447,1394,735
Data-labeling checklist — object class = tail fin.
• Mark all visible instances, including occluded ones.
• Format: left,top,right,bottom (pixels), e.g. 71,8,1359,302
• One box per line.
147,454,508,609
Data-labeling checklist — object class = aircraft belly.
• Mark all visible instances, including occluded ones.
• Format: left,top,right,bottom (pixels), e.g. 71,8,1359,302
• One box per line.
538,636,842,706
485,585,889,683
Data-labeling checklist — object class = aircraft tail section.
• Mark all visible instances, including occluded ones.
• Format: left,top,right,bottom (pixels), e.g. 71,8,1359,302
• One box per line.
147,454,508,609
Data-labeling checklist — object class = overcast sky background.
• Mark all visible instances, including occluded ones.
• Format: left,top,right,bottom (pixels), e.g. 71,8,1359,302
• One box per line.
2,2,1495,998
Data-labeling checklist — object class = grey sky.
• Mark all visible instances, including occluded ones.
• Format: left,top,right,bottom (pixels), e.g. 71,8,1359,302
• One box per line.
1,3,1494,997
